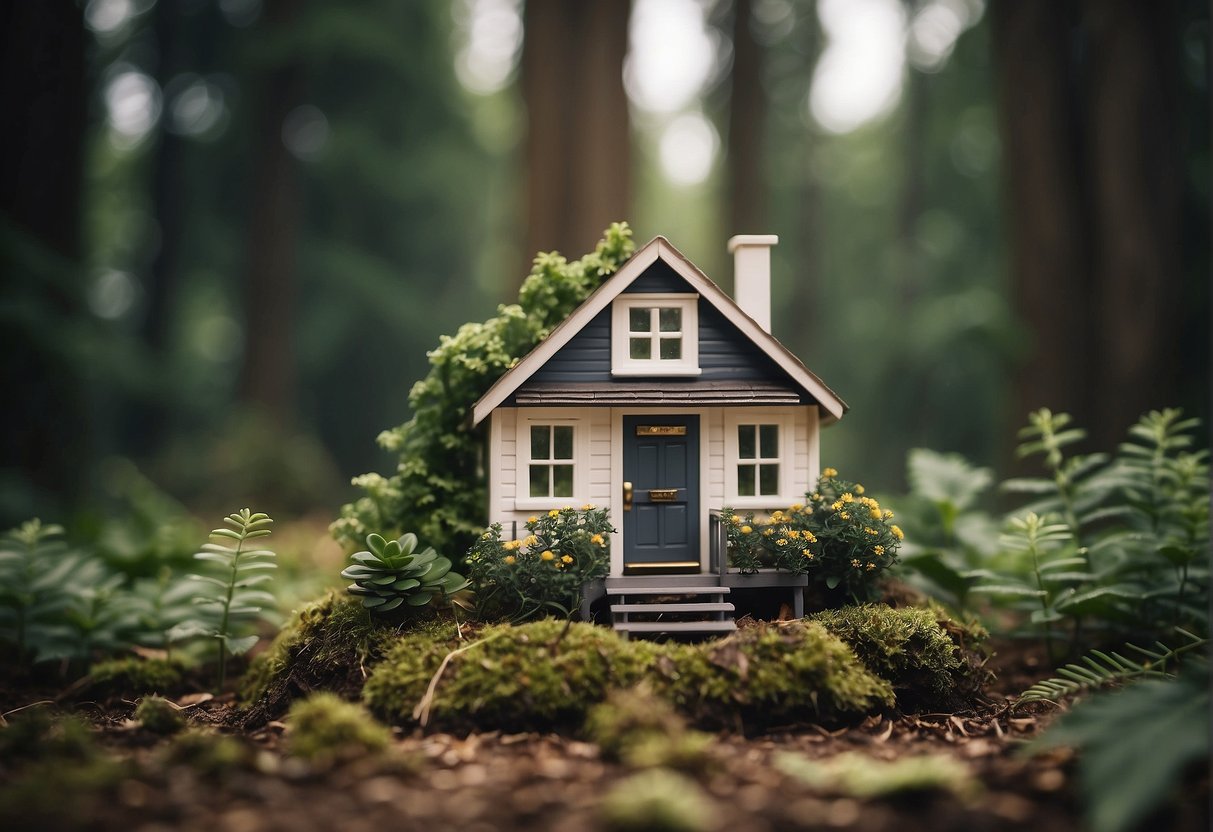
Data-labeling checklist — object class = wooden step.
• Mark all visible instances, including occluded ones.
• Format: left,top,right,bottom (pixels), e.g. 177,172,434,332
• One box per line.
613,621,737,635
605,585,730,596
606,574,719,589
610,602,735,615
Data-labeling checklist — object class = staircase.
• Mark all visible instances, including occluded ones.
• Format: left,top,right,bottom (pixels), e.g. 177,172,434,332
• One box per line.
606,575,736,639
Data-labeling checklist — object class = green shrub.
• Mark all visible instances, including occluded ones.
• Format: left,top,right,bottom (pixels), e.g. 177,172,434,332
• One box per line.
343,532,470,614
724,468,904,601
332,223,635,557
467,506,613,621
286,692,391,765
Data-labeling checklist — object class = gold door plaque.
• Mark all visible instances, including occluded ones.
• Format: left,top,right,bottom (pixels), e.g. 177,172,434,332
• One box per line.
648,488,679,502
636,425,686,436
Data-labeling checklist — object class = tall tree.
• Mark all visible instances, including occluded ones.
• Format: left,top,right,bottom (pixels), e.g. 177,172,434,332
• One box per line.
521,0,631,261
727,0,766,237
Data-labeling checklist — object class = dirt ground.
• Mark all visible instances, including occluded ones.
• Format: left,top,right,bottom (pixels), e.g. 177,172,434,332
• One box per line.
0,641,1208,832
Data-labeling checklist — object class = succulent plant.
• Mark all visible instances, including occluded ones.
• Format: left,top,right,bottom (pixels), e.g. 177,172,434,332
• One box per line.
343,533,469,613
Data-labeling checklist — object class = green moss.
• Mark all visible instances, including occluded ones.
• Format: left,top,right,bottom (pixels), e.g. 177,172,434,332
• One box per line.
812,603,989,711
135,695,184,735
598,769,715,832
86,657,183,697
287,692,391,765
364,619,891,732
240,592,412,720
585,686,715,773
775,750,979,799
158,729,250,778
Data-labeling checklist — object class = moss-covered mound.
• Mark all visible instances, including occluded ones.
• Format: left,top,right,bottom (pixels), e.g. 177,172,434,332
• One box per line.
362,618,892,732
84,657,184,697
240,592,406,724
811,603,988,711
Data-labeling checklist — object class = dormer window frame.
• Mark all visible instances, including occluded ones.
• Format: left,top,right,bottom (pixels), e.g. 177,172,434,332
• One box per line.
610,293,702,377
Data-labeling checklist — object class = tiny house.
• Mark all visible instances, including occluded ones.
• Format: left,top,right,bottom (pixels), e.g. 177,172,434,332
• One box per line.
472,235,847,635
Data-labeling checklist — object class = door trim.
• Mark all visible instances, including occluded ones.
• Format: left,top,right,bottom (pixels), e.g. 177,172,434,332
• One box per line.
609,407,710,577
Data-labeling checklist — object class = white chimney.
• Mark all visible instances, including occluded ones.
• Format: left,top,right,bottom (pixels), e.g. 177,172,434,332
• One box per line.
727,234,778,332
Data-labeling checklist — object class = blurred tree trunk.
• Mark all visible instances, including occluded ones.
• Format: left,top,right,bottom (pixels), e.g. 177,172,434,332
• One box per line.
521,0,630,261
992,0,1183,449
0,1,88,510
238,0,303,424
727,0,764,237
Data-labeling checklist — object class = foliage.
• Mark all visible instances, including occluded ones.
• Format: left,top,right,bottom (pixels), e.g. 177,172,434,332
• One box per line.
1017,627,1207,705
598,769,714,832
775,750,978,799
362,618,892,731
584,686,715,773
332,223,636,556
134,695,185,735
1028,669,1209,832
343,532,470,615
810,604,966,710
466,506,613,621
85,657,184,697
723,468,904,601
286,692,391,765
962,409,1209,648
182,509,276,689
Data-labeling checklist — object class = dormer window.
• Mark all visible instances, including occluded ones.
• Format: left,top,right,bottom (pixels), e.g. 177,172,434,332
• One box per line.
610,294,700,376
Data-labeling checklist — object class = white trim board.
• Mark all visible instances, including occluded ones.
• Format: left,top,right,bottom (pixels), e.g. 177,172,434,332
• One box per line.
471,236,847,426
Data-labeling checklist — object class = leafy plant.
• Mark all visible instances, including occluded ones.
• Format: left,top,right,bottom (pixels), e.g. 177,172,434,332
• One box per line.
0,520,78,663
182,509,276,689
342,532,470,614
466,506,613,621
722,469,904,601
332,223,635,556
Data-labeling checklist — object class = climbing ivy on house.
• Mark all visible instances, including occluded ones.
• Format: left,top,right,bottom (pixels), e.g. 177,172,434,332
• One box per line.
332,223,636,555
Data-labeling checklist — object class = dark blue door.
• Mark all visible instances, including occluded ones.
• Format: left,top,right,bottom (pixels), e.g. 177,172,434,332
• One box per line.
622,415,699,573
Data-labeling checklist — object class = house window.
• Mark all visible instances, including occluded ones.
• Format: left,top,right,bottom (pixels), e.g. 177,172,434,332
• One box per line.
611,294,700,376
513,410,589,509
528,424,574,498
724,411,792,506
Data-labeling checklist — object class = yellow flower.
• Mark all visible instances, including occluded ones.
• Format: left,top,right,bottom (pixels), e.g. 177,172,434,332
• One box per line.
831,501,843,511
582,504,595,511
548,509,559,518
762,528,774,537
884,510,894,519
776,538,788,546
839,512,849,520
802,549,814,559
772,511,784,521
870,507,882,519
481,532,492,539
864,527,877,536
561,554,573,564
590,533,605,546
811,493,822,502
865,562,876,571
730,514,742,524
855,484,865,495
790,503,804,512
891,525,904,540
740,525,752,534
504,555,516,565
874,545,885,555
822,467,838,478
527,515,538,524
841,493,854,503
504,540,521,551
523,534,539,547
562,505,573,511
851,558,861,568
540,550,554,561
788,529,800,539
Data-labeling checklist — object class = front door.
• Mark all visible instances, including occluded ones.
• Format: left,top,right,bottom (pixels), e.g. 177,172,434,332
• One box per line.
622,415,700,574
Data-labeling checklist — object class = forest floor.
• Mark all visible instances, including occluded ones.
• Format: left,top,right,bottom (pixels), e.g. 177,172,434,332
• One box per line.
0,641,1207,832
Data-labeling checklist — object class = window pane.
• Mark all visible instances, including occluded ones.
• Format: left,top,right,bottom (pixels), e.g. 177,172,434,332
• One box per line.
759,464,779,495
738,425,756,459
530,425,550,460
553,425,574,459
552,465,574,497
759,424,779,459
658,307,681,332
629,307,651,332
630,337,651,359
659,337,681,360
529,465,549,498
737,464,756,496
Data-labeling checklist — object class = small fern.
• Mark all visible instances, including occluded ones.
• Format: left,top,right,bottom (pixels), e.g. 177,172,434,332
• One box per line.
1017,628,1207,705
184,509,276,689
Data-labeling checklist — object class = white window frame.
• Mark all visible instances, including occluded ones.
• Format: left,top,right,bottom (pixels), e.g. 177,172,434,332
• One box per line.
513,409,589,510
723,410,794,508
610,293,701,377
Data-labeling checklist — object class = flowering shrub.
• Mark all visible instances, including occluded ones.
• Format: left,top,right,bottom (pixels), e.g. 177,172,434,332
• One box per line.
466,506,614,622
723,468,904,600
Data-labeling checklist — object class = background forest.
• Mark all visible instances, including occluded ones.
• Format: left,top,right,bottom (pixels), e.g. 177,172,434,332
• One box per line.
1,0,1208,531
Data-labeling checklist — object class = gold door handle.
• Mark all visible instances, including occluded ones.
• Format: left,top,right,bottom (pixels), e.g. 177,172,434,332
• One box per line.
623,481,633,511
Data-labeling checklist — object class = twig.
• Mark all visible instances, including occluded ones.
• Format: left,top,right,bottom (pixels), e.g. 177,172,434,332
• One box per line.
412,631,505,728
0,700,54,726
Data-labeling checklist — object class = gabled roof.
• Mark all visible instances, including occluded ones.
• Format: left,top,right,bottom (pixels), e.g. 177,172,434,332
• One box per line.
471,236,847,426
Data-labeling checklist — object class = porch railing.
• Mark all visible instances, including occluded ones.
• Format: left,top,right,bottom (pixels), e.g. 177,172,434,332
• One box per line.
708,509,728,580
